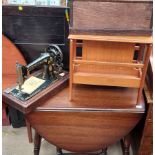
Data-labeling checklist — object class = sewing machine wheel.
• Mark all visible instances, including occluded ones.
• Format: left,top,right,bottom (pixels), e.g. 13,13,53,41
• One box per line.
45,44,63,64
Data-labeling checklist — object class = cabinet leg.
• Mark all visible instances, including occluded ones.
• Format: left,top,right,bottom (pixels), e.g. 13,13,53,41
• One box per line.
34,131,41,155
121,134,131,155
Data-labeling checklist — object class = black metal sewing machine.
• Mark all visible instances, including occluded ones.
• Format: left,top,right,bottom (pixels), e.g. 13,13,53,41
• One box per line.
8,44,67,101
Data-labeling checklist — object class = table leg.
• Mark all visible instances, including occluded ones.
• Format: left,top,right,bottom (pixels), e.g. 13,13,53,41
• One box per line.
100,148,107,155
34,131,42,155
121,134,131,155
26,119,33,143
57,147,63,155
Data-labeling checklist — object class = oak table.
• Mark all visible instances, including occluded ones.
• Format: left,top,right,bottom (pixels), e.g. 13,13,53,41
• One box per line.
26,84,145,155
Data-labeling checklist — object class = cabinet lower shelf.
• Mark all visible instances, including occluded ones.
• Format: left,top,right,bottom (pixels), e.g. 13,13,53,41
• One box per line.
73,72,141,88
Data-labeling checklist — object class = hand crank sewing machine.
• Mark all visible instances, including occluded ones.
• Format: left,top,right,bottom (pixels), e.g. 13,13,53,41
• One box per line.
9,44,67,101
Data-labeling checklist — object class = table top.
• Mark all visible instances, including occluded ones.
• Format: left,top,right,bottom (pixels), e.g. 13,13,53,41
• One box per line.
36,84,145,113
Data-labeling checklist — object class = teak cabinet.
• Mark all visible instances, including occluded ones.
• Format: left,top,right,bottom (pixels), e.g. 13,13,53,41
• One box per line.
69,35,152,104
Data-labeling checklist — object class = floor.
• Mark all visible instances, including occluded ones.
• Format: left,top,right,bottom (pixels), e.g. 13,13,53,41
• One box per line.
3,126,133,155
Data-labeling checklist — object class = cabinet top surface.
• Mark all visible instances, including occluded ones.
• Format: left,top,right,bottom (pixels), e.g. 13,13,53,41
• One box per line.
68,35,153,43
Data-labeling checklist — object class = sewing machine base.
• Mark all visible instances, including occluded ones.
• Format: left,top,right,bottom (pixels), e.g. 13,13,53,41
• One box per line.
3,71,69,114
9,72,65,101
10,80,52,101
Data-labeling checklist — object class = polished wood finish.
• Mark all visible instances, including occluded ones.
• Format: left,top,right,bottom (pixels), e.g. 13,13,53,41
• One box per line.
137,44,152,103
34,131,42,155
73,72,141,88
27,84,144,153
73,60,144,68
82,41,135,62
36,85,144,110
121,134,132,155
2,73,69,114
28,111,142,152
69,39,76,100
68,35,153,43
69,35,152,103
26,119,33,143
70,0,152,35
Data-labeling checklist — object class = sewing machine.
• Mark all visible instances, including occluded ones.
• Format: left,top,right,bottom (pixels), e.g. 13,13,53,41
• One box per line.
9,44,66,101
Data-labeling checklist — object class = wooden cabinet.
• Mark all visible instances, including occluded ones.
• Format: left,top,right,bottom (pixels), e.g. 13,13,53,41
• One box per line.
68,34,152,104
70,0,153,35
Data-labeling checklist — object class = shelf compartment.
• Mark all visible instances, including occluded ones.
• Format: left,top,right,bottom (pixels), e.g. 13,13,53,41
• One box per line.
73,72,141,88
73,60,144,68
72,60,142,88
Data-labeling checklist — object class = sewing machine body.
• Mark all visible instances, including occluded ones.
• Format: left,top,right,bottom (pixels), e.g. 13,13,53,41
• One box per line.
9,44,66,101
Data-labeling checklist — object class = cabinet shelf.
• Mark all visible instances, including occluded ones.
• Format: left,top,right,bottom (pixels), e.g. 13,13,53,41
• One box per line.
73,71,141,88
73,59,142,88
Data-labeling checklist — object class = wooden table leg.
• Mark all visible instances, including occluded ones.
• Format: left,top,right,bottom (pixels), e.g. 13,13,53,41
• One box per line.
100,147,107,155
26,119,33,143
34,131,42,155
57,147,63,155
121,134,131,155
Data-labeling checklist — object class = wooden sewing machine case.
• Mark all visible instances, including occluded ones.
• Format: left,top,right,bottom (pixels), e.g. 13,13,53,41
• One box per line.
2,72,69,114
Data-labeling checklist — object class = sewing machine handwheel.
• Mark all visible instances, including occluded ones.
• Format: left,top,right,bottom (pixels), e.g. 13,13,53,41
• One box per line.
45,44,63,63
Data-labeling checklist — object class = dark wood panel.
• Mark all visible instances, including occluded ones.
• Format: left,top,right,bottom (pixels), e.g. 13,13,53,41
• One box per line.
145,122,152,137
2,6,69,69
3,16,65,44
140,136,153,151
70,0,152,35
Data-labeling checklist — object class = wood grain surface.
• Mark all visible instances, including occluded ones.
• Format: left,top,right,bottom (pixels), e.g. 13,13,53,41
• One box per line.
68,35,153,43
27,111,143,152
36,85,145,110
27,85,144,152
70,0,152,35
